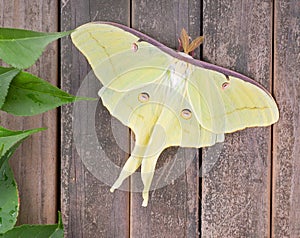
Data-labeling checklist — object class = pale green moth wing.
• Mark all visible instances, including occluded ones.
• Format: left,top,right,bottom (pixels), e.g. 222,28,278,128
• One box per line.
188,68,279,133
71,23,172,91
71,22,279,206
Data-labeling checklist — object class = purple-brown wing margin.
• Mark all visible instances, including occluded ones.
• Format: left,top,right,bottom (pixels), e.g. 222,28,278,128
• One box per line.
94,21,269,93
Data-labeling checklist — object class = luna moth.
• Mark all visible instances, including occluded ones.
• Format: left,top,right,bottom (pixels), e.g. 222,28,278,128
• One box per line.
71,22,279,207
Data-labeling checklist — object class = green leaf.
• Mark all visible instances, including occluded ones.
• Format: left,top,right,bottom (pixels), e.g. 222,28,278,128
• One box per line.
0,223,63,237
0,71,84,116
0,126,45,168
0,67,20,108
49,212,64,238
0,212,63,237
0,144,4,157
0,28,71,69
0,127,45,234
0,162,19,234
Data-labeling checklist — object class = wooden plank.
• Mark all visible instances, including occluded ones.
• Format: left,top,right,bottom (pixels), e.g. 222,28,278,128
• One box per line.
60,0,131,237
0,0,58,224
131,1,200,237
272,1,300,237
201,1,273,237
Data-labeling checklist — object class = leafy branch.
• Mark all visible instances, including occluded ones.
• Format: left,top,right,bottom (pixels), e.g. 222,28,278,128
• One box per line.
0,27,85,237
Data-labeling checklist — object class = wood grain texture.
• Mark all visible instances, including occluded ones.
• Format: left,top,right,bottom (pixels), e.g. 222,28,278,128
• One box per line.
60,0,131,237
131,1,200,237
272,0,300,237
201,1,273,237
0,0,58,225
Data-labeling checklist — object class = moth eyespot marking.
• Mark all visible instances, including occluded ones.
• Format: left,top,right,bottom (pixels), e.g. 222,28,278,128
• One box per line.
222,82,230,90
138,92,150,102
132,43,138,52
181,109,192,119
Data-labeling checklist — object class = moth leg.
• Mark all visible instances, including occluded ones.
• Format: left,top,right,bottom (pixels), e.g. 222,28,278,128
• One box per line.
110,156,142,192
141,156,159,207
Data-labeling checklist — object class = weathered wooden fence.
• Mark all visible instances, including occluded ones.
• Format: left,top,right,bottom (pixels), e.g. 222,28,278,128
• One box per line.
1,0,299,237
